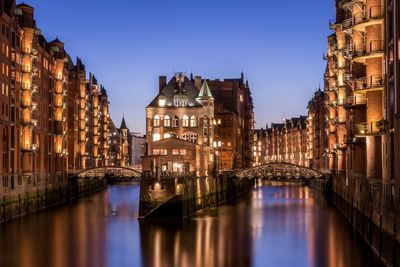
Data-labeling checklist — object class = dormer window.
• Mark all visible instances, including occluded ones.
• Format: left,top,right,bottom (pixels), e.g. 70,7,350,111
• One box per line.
158,95,166,107
173,93,188,107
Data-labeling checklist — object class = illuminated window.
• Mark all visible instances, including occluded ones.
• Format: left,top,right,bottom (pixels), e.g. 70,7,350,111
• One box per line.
217,118,222,125
164,133,171,139
183,115,189,127
153,149,160,155
180,149,186,155
153,115,160,127
160,149,167,155
172,149,179,155
173,162,183,172
182,133,197,144
158,97,166,107
190,116,197,127
163,115,171,127
153,133,160,141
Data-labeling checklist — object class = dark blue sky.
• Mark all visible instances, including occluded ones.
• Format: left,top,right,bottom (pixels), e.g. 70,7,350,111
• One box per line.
24,0,333,133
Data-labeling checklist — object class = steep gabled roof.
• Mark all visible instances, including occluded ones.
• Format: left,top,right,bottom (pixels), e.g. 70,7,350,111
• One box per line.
197,80,213,99
120,116,127,129
147,74,202,108
17,3,34,9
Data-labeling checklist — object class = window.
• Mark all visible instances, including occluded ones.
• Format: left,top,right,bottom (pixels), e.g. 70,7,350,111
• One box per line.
172,149,179,155
182,133,198,144
153,149,167,155
180,149,186,155
164,115,171,127
153,115,160,127
183,115,189,127
190,116,197,127
172,116,179,127
203,116,209,136
164,133,171,139
173,162,183,172
153,133,161,141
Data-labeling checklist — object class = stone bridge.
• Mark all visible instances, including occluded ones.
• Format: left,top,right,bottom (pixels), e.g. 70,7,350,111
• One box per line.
235,162,326,180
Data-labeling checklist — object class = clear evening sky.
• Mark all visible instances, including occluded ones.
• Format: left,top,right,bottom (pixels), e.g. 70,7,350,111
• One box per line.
23,0,333,133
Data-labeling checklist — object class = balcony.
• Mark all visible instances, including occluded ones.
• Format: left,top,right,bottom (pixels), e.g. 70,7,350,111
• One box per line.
353,40,384,63
354,120,385,136
354,74,385,92
342,18,353,30
353,6,384,32
21,83,31,90
344,96,367,109
22,65,31,73
340,0,359,9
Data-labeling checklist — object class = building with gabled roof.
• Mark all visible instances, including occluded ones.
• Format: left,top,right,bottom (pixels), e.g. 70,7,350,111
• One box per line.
143,73,214,177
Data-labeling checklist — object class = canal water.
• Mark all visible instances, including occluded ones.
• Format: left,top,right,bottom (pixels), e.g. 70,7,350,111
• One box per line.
0,183,384,267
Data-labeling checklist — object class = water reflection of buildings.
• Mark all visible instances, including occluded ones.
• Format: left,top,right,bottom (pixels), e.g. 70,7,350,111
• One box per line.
139,200,253,267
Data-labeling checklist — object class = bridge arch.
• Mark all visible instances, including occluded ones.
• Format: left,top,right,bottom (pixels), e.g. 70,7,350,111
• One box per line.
76,166,142,179
235,162,324,179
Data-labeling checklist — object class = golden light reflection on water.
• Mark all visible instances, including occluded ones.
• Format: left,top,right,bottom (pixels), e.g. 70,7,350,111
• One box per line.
0,184,384,267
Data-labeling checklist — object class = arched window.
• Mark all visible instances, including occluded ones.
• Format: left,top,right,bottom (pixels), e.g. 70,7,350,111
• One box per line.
182,133,198,144
172,116,179,127
153,115,160,127
164,115,171,127
190,116,197,127
183,115,189,127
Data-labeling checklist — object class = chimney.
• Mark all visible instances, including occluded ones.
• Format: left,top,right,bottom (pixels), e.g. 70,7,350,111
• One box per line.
194,76,202,90
159,76,167,93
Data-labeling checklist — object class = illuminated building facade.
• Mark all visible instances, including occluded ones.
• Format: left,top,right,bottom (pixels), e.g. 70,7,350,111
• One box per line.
325,0,400,263
265,117,308,167
253,129,266,166
207,74,255,170
306,89,326,170
0,1,114,201
143,73,214,177
326,0,386,186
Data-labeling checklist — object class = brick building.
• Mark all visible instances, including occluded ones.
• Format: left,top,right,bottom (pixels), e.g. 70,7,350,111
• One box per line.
265,117,308,167
207,73,255,170
322,0,400,263
143,73,214,176
306,89,326,170
0,1,114,201
253,128,267,166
